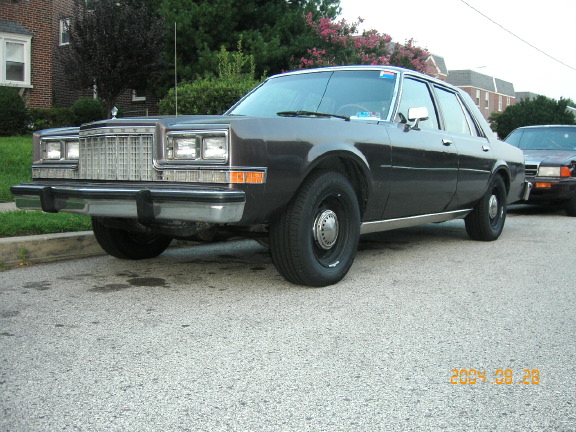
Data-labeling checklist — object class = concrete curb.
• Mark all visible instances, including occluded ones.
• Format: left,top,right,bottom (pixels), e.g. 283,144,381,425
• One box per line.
0,202,106,266
0,231,105,266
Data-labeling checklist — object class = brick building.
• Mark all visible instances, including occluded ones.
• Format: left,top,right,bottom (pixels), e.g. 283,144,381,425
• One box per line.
427,54,448,82
1,0,157,114
0,0,68,108
447,69,515,120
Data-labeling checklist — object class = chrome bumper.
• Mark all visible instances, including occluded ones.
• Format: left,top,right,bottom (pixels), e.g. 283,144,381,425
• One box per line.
522,180,533,201
11,183,246,224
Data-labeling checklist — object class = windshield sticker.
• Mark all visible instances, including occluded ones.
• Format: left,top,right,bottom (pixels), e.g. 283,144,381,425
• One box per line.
351,112,381,120
379,71,396,79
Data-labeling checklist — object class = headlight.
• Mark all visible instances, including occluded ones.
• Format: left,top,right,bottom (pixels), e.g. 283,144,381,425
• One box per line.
66,141,79,159
166,131,228,162
41,139,79,161
45,141,62,160
167,136,199,159
538,166,560,177
203,136,227,160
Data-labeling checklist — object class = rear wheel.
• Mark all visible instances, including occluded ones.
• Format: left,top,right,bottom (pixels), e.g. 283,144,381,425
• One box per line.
92,217,172,260
269,171,360,287
465,175,507,241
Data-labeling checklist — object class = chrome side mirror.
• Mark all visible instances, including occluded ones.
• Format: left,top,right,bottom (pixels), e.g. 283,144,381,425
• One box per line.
405,107,429,131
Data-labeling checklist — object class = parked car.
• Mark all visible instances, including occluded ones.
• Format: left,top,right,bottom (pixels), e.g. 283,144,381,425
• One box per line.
11,66,529,286
504,125,576,216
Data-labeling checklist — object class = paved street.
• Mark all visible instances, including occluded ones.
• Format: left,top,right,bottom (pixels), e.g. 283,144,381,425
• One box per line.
1,205,575,432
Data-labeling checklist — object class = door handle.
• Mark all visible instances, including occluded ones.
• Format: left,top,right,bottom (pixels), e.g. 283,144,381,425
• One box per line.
482,145,491,152
442,139,453,146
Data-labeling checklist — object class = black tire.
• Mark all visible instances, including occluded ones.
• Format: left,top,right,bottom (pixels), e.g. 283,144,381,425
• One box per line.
92,217,172,260
269,171,361,287
563,193,576,216
465,175,507,241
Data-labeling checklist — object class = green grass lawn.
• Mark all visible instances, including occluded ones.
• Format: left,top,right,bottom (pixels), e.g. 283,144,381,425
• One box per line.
0,136,32,202
0,210,92,237
0,136,92,236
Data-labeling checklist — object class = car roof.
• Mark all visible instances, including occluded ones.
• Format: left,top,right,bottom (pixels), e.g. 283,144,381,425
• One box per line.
514,125,576,130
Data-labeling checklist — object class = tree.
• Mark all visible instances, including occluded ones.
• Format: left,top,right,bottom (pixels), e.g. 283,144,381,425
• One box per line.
59,0,166,117
297,14,431,74
159,41,261,115
153,0,340,86
489,96,576,139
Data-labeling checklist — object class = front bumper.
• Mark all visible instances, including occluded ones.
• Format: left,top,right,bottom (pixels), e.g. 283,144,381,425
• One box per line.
524,177,576,202
10,182,246,224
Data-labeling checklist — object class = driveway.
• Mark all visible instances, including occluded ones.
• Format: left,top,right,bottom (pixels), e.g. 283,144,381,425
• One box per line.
1,206,575,431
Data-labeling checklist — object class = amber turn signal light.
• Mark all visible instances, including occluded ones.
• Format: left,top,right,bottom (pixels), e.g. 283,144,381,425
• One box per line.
230,171,265,184
535,183,552,189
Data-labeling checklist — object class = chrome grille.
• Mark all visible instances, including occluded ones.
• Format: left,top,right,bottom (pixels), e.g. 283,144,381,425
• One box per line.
525,163,539,177
79,129,156,181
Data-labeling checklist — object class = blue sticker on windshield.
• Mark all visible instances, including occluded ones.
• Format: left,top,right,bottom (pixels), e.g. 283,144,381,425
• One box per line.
379,71,396,79
354,112,381,119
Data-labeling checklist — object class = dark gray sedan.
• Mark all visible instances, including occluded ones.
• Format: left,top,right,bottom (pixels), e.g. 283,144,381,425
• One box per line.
12,66,529,286
505,125,576,216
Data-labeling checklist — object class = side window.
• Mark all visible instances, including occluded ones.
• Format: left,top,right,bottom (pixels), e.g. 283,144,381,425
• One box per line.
434,86,472,135
396,78,439,130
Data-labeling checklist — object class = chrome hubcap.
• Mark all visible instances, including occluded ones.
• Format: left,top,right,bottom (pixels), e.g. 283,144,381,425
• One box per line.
313,210,339,250
488,194,499,220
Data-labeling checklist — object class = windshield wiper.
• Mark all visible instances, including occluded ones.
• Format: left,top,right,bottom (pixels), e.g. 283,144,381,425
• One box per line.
277,111,350,121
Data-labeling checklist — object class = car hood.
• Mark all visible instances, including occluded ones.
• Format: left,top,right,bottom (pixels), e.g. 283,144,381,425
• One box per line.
523,149,576,165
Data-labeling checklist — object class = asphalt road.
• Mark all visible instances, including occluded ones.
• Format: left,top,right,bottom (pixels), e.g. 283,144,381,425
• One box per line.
1,205,575,432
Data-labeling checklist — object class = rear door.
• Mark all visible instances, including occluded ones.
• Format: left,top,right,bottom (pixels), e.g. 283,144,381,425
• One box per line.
432,85,494,210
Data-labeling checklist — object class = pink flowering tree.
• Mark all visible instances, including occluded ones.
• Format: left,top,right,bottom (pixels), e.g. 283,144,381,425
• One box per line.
299,13,432,75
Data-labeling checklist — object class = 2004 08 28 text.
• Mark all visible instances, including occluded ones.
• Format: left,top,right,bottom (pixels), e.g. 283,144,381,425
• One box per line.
451,369,540,384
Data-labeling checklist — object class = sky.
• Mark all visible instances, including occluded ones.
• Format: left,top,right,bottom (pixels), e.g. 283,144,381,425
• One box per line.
338,0,576,102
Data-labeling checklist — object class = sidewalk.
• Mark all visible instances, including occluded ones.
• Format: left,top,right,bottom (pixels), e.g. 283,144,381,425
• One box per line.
0,202,105,266
0,202,17,212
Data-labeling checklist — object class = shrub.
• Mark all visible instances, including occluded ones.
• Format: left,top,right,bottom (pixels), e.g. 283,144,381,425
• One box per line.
71,97,105,125
159,78,258,115
159,41,261,116
0,87,27,136
29,107,75,131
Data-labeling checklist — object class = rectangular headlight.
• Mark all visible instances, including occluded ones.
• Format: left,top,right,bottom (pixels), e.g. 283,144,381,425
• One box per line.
538,166,560,177
165,130,228,162
45,141,62,160
170,137,199,160
203,136,227,160
66,141,79,160
41,139,80,161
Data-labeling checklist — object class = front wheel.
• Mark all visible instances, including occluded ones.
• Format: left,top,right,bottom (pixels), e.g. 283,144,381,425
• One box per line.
269,171,361,287
92,217,172,260
465,175,507,241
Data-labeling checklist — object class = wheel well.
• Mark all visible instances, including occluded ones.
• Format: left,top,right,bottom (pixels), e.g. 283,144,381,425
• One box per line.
493,168,511,193
307,156,369,216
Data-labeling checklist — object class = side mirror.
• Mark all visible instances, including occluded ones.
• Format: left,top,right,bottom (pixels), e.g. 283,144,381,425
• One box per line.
405,107,429,131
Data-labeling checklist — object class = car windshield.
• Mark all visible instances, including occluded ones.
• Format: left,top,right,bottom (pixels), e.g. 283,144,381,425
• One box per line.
506,127,576,150
227,69,397,121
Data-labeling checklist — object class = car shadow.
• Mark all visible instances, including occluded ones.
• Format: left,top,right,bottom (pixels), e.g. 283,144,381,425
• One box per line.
508,203,567,217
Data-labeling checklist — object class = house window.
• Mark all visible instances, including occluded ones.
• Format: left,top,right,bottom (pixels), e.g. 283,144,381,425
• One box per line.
498,95,502,111
485,92,489,109
475,89,480,105
1,34,32,86
132,88,146,102
507,96,511,106
60,19,70,46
